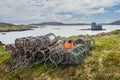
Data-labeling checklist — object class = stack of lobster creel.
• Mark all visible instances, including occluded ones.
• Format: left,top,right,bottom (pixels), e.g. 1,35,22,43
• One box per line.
6,33,95,72
7,33,58,71
47,37,95,67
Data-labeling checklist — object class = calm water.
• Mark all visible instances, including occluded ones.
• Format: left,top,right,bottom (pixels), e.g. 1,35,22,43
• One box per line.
0,25,120,44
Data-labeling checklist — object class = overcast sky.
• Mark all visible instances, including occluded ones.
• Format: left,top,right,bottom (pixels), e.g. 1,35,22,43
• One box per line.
0,0,120,24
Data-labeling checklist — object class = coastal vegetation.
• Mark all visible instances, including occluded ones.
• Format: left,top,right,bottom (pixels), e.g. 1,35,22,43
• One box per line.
0,30,120,80
0,22,30,32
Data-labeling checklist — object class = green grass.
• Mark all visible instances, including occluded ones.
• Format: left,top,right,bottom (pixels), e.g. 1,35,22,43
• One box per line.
0,25,29,31
0,30,120,80
0,46,11,62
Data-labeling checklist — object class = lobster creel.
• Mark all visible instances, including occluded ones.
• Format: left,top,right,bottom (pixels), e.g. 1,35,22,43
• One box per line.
48,44,89,67
5,33,95,72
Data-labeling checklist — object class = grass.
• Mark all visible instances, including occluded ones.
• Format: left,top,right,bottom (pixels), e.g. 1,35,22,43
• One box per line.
0,30,120,80
0,46,11,62
0,25,29,31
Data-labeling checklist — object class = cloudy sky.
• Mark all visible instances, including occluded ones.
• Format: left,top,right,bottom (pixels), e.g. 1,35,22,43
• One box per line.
0,0,120,24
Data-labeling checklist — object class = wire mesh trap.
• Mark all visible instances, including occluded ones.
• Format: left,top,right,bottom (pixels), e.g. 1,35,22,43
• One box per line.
5,33,95,72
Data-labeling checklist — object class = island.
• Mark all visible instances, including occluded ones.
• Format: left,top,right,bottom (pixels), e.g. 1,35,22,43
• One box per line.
91,22,103,30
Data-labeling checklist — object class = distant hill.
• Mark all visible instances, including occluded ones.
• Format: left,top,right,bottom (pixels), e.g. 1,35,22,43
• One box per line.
0,22,14,27
32,22,64,25
31,22,90,25
109,20,120,25
63,23,90,25
1,20,120,27
99,20,120,25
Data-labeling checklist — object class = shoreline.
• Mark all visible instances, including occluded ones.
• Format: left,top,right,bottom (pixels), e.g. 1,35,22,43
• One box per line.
0,28,34,32
77,28,106,31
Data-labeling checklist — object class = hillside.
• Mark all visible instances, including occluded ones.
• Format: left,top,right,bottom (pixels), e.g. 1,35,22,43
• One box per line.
0,22,31,32
0,30,120,80
30,22,90,25
0,22,14,26
110,20,120,25
30,20,120,26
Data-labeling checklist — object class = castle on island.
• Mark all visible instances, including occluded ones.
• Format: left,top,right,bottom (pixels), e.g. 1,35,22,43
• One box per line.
91,22,103,30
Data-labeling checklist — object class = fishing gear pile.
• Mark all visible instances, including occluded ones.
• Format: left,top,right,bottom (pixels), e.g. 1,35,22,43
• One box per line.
6,33,95,72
